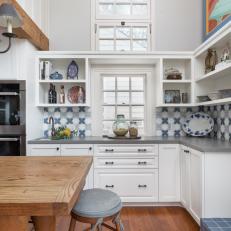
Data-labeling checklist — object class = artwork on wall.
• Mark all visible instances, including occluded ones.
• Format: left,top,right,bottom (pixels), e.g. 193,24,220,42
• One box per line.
204,0,231,39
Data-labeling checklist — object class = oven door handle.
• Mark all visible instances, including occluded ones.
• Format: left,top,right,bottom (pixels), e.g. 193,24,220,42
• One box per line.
0,138,19,142
0,92,19,96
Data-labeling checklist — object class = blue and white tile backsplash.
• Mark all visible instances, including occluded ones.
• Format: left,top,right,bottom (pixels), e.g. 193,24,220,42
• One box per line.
43,107,91,137
156,104,231,141
43,104,231,141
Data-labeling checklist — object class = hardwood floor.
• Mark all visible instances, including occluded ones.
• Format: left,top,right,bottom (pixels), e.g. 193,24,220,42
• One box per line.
57,207,200,231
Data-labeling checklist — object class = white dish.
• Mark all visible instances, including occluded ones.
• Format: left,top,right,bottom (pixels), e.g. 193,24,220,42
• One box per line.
182,112,214,137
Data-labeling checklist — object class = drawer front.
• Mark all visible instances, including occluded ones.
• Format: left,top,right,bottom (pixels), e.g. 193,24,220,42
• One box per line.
94,156,158,168
28,144,61,156
95,144,158,156
94,169,158,199
61,144,93,156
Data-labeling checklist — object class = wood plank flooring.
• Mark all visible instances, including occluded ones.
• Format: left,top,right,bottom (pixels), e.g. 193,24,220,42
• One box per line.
57,207,200,231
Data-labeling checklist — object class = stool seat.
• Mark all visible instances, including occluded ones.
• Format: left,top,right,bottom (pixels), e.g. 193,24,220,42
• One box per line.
72,188,122,218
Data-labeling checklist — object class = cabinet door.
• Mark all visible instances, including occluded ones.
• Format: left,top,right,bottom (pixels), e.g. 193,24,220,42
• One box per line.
180,146,190,208
94,169,158,203
28,144,61,156
189,148,203,222
61,144,94,189
159,144,180,202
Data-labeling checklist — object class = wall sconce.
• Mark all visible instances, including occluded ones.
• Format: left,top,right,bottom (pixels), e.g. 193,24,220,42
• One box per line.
0,3,22,54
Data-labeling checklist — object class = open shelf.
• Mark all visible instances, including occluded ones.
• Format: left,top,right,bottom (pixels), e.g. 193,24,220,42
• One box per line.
196,97,231,106
37,103,89,107
162,80,192,83
196,63,231,82
39,80,86,83
157,103,194,107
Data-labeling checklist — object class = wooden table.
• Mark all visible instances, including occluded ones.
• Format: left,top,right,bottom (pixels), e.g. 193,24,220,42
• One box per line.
0,156,92,231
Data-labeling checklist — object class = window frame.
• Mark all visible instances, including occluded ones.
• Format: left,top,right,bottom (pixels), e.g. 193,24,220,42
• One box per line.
91,67,156,136
91,0,154,51
96,22,151,51
95,0,151,20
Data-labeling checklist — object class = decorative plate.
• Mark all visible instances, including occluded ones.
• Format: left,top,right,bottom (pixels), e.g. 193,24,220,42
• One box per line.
67,86,80,104
182,112,214,137
67,60,78,79
67,86,85,104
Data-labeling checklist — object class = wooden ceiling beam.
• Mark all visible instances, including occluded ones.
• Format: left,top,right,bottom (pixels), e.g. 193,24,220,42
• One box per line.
0,0,49,51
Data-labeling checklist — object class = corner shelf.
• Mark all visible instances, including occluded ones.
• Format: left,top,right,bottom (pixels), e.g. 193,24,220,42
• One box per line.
195,63,231,82
39,80,86,83
196,97,231,106
157,103,194,107
37,103,89,108
162,80,192,83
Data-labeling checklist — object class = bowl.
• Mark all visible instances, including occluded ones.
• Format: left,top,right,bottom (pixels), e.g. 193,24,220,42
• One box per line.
208,92,222,101
219,89,231,98
197,95,211,102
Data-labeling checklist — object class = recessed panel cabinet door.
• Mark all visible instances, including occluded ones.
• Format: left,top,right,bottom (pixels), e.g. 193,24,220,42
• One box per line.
189,148,203,221
159,144,180,202
180,146,190,208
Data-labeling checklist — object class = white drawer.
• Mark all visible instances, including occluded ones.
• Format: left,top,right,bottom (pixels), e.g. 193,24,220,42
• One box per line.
94,169,158,202
28,144,61,156
95,144,158,156
61,144,93,156
94,156,158,168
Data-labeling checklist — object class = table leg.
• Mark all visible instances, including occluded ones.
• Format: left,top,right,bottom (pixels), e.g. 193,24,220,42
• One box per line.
32,216,56,231
0,216,29,231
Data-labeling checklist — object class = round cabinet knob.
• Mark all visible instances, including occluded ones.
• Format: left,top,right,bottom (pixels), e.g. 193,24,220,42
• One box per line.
56,147,60,151
89,147,92,151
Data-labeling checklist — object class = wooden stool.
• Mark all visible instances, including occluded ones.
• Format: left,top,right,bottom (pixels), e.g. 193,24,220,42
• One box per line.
69,188,124,231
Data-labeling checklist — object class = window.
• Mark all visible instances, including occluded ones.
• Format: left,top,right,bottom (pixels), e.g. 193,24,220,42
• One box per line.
98,24,149,51
92,0,153,51
102,75,145,135
96,0,150,19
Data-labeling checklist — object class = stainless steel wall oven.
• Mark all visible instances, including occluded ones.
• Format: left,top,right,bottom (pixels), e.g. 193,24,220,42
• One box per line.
0,81,26,156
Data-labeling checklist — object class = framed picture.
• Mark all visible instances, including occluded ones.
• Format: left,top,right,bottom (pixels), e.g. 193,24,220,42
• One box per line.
204,0,231,40
164,90,181,104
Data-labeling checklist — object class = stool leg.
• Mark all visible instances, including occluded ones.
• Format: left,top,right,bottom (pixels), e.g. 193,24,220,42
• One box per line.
113,213,124,231
69,217,77,231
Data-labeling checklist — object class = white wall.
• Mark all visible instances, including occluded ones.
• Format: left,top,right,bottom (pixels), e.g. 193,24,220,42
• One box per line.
48,0,203,51
154,0,203,51
49,0,91,51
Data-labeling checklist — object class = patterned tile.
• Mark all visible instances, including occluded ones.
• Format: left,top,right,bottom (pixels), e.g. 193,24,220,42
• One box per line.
156,104,231,141
43,107,91,137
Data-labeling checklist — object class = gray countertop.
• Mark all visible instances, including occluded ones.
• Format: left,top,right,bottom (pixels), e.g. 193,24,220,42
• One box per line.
28,136,231,153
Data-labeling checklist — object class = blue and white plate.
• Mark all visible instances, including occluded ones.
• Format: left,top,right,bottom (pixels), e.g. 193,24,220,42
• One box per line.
182,112,214,137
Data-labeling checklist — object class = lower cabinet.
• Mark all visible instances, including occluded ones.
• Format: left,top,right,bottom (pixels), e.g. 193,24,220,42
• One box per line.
180,145,203,224
94,169,158,202
29,144,61,156
94,144,159,203
159,144,180,202
28,144,94,189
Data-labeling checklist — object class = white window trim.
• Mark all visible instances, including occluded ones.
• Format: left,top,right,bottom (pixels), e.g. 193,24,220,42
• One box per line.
91,66,156,136
90,0,155,51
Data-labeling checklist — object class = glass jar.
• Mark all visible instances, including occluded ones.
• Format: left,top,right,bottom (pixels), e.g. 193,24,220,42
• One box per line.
113,115,129,137
129,121,138,138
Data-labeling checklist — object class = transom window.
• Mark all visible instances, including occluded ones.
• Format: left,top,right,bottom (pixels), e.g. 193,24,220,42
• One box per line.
97,0,150,19
98,24,149,51
92,0,153,51
102,75,145,135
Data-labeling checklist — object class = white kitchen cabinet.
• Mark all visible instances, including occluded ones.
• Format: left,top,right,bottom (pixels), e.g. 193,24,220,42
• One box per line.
94,169,158,203
180,145,190,208
61,144,94,189
28,144,61,156
94,144,158,203
159,144,180,202
28,144,94,189
189,148,203,221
